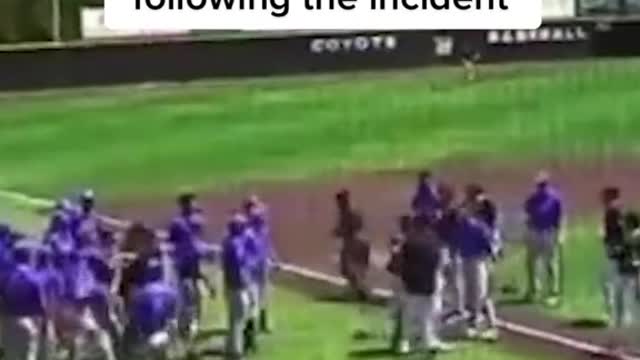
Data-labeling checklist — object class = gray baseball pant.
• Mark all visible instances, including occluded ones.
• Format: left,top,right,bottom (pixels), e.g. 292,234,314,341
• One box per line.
525,228,559,297
462,255,496,329
225,288,250,358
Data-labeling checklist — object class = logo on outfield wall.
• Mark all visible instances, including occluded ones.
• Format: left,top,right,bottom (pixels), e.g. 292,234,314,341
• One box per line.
309,35,397,54
487,26,589,45
433,36,454,57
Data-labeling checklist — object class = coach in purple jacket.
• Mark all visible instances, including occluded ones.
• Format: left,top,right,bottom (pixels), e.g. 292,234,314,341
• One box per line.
523,172,564,302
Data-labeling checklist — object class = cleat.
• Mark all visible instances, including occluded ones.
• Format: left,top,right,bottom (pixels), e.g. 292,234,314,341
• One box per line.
544,296,560,307
397,340,411,355
465,327,479,339
479,328,499,342
428,341,455,353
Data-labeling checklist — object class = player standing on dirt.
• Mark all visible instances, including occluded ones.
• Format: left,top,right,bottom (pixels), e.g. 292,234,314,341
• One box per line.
411,170,443,222
333,189,371,300
523,172,565,305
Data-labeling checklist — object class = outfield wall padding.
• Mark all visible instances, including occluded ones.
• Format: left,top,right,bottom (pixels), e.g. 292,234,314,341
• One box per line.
0,19,638,91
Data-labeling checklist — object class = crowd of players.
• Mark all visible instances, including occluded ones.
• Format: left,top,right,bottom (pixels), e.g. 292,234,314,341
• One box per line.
334,170,640,355
0,190,277,360
2,169,640,359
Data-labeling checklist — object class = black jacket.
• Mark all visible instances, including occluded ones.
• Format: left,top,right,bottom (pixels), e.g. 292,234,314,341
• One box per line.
400,231,441,296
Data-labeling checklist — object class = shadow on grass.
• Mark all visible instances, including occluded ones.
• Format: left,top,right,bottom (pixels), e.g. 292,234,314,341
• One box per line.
349,348,437,359
196,327,228,341
496,297,533,307
198,348,227,359
315,294,356,303
567,318,609,329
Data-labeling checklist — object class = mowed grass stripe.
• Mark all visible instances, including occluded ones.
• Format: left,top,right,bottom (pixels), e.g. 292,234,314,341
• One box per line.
1,60,640,195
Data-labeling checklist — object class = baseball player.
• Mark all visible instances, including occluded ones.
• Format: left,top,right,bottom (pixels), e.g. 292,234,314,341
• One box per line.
609,211,640,328
523,172,564,304
167,192,215,341
385,214,411,351
458,197,499,341
411,170,442,221
44,202,76,255
460,44,481,81
72,190,104,249
0,241,46,360
600,187,625,326
333,189,371,300
397,216,452,354
59,249,117,360
244,197,278,334
34,245,64,360
122,259,180,360
435,185,466,323
222,213,253,360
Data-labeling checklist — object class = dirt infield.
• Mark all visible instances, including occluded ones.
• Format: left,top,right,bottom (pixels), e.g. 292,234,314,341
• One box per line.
107,155,640,356
108,154,640,271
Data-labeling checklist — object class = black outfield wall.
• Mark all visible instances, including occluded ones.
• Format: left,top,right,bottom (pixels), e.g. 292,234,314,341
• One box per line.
0,19,637,91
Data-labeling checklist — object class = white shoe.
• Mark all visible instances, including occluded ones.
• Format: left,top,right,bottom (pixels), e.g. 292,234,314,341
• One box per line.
428,341,455,353
397,340,411,355
479,328,499,342
465,327,479,339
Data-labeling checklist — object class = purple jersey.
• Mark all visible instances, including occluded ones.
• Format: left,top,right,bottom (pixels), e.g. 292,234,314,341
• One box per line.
525,186,563,231
74,211,102,249
456,216,495,259
129,282,179,336
45,211,76,255
60,251,98,302
245,226,273,283
411,183,441,217
0,225,13,282
2,264,45,317
168,212,205,279
222,233,250,290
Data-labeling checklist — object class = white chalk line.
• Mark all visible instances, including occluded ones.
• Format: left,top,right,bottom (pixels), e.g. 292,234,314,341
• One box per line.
1,189,638,360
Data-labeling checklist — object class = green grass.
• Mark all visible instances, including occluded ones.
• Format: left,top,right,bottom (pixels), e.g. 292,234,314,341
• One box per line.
495,219,610,321
2,59,640,197
0,195,550,360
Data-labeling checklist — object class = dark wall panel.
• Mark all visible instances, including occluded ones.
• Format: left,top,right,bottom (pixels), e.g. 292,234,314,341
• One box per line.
1,19,638,92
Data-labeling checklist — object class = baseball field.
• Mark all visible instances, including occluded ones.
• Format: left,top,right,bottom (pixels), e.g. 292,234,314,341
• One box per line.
2,58,640,358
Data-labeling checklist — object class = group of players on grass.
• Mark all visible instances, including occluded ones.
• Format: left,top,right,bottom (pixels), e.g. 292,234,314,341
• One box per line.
0,190,277,360
335,170,640,355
